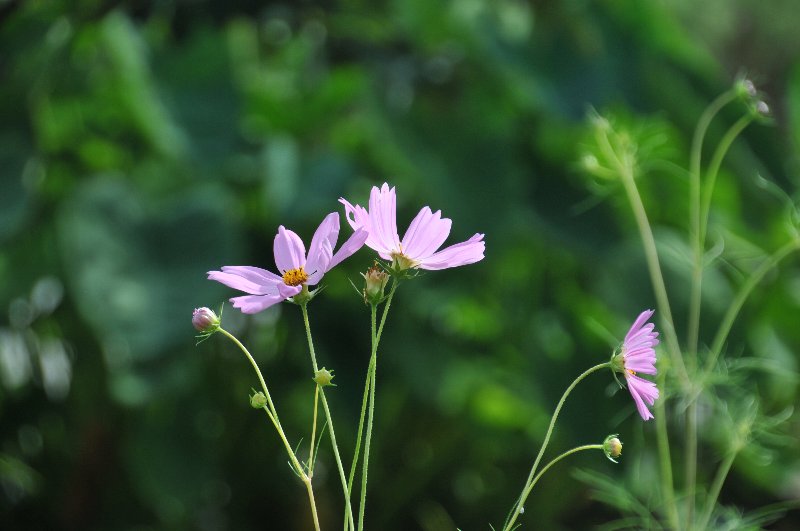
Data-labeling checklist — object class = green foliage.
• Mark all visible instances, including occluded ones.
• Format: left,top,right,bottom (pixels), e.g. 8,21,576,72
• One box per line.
1,0,799,529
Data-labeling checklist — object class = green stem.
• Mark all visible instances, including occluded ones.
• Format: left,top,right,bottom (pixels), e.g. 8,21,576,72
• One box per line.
654,369,680,530
704,240,800,374
303,477,322,531
344,304,377,531
695,451,737,531
300,304,356,531
595,124,683,527
505,363,609,530
687,89,738,356
217,328,319,526
309,384,320,474
503,444,604,531
358,281,399,531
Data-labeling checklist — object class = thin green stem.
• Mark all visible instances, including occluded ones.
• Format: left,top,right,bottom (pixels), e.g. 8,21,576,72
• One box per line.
309,384,320,474
219,327,280,420
344,304,377,531
505,363,609,529
695,451,737,531
303,477,322,531
218,327,320,526
654,370,680,530
704,240,800,374
503,444,603,531
300,304,356,531
357,281,399,531
595,124,683,527
688,89,738,357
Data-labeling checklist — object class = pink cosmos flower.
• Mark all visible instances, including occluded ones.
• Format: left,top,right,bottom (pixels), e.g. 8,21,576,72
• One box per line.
339,183,485,271
617,309,660,421
208,213,368,313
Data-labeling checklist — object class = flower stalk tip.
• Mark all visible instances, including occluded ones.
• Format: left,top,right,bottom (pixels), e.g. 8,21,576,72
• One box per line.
361,261,389,305
250,390,268,409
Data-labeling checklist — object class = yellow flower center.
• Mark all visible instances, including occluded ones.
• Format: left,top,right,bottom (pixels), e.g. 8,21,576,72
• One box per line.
627,369,637,376
282,267,308,287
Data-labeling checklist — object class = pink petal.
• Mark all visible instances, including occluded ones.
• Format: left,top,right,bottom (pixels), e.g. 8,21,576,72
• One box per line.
306,213,339,283
328,228,369,273
208,268,281,295
230,294,286,314
626,374,659,421
274,226,306,273
625,310,655,343
368,183,400,254
417,233,485,270
401,207,452,260
340,197,386,254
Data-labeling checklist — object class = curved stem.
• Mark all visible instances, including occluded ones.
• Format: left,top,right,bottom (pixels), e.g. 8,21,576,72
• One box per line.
688,89,738,356
357,281,399,531
300,304,356,531
217,327,319,527
654,369,680,530
704,240,800,374
503,444,603,531
505,362,609,530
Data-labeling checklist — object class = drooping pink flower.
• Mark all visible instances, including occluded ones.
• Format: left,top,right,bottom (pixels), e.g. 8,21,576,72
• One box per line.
616,309,660,421
208,213,368,313
339,183,485,271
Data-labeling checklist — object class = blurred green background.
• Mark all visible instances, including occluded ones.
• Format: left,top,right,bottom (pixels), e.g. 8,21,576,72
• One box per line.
2,0,800,529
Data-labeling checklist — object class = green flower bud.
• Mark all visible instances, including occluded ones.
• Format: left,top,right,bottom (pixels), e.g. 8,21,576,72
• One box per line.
250,391,268,409
603,434,623,462
362,262,389,305
313,368,335,387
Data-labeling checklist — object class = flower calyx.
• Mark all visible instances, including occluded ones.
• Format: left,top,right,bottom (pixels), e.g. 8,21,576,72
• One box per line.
313,367,336,387
250,390,268,409
603,434,623,463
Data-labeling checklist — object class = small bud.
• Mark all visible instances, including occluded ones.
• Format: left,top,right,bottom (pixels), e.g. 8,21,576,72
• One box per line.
756,100,770,116
362,262,389,304
735,78,758,99
313,367,335,387
250,391,268,409
603,434,623,462
192,307,220,333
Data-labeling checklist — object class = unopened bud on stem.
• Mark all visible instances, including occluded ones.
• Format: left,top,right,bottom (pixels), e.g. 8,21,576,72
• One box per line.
192,307,220,333
603,434,623,462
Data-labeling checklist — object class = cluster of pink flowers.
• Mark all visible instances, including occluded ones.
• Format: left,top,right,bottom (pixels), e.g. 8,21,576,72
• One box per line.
208,183,486,313
205,182,660,421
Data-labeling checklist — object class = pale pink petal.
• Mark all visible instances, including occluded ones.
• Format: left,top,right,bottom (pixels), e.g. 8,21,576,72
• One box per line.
368,184,400,253
274,226,306,273
230,294,286,314
417,233,485,270
277,283,302,298
220,265,283,284
208,268,281,295
401,207,452,260
627,374,659,421
306,213,339,283
625,310,655,343
327,228,369,273
340,197,386,253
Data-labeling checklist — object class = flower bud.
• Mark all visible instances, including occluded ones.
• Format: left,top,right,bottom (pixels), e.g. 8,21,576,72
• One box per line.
756,100,770,116
735,78,758,99
313,368,335,387
603,434,623,462
192,307,220,333
362,262,389,304
250,391,268,409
